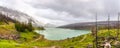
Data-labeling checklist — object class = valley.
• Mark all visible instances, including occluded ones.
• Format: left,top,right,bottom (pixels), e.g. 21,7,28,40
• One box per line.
0,5,120,48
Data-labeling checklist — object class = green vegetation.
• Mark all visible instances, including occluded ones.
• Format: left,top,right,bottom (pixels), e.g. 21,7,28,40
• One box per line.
0,40,18,48
15,22,34,32
1,21,120,48
36,27,45,30
0,14,120,48
1,20,120,48
0,13,45,48
0,22,40,48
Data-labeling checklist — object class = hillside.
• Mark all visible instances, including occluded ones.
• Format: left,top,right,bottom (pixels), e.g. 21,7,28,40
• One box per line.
0,13,120,48
0,12,42,48
58,21,119,30
0,6,44,27
1,21,120,48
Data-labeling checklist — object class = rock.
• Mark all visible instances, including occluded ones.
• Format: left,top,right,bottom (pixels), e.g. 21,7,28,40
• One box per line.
51,46,61,48
32,46,38,48
86,44,93,48
0,33,19,40
113,41,120,48
104,41,111,48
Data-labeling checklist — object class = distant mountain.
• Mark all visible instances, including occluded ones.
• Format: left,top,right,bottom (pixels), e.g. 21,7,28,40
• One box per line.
0,6,43,27
58,21,119,30
44,23,57,28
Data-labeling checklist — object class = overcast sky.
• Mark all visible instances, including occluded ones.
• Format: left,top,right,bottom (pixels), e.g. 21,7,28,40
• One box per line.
0,0,120,26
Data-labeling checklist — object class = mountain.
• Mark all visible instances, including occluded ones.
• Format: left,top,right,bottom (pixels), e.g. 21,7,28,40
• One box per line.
0,6,43,27
58,21,119,30
0,13,16,23
44,23,57,28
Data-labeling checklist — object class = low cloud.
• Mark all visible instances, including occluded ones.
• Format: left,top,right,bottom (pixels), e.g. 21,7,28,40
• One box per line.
0,0,120,26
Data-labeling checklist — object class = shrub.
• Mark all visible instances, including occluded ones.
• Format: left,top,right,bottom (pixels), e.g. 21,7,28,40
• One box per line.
15,22,34,32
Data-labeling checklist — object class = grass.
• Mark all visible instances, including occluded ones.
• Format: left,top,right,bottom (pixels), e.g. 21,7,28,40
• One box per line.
0,22,17,34
0,22,120,48
0,40,17,48
20,32,39,41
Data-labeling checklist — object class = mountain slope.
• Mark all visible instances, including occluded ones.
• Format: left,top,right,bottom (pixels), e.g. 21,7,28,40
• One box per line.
0,13,16,23
0,6,43,27
58,21,119,30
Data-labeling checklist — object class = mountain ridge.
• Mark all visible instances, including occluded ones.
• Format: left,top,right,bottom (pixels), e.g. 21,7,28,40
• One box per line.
0,6,44,27
58,21,119,30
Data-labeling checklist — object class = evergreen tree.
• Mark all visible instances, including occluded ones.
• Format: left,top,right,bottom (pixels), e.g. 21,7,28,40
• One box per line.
15,22,34,32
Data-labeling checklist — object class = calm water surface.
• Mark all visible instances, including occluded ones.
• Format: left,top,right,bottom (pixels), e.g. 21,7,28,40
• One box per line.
35,28,90,40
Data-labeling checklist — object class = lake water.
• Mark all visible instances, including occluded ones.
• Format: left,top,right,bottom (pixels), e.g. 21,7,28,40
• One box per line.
35,28,90,40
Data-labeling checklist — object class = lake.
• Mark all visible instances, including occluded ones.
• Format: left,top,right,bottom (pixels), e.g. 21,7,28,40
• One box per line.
35,28,90,40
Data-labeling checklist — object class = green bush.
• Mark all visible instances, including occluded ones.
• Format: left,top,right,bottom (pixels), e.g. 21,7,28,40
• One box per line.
15,22,34,32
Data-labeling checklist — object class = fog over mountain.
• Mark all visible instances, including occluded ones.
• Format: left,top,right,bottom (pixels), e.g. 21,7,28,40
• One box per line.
0,6,45,27
0,0,120,26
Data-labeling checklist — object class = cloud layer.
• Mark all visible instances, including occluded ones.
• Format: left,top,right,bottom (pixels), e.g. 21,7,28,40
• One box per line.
0,0,120,26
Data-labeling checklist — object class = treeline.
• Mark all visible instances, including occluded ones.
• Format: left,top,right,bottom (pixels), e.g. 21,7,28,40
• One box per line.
0,13,34,32
15,22,34,32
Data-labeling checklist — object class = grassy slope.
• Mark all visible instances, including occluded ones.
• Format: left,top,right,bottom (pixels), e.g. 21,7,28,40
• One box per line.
0,22,40,48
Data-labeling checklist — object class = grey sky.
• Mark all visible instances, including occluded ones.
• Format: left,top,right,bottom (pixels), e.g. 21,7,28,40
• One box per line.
0,0,120,26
